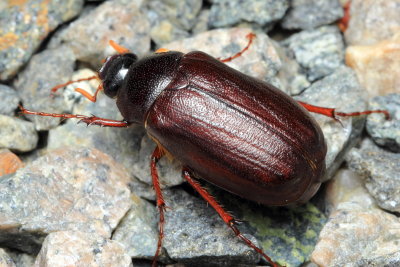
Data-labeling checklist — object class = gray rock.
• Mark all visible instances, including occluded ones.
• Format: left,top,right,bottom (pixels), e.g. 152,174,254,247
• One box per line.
281,0,344,30
312,169,400,267
112,197,158,260
48,0,150,68
296,66,368,182
192,9,210,34
5,249,35,267
0,248,16,267
282,25,345,82
14,46,76,131
345,0,400,46
0,85,20,116
366,93,400,152
164,28,283,88
34,231,132,267
208,0,289,28
162,189,259,266
0,147,131,254
0,0,84,81
0,115,38,153
346,139,400,213
145,0,202,45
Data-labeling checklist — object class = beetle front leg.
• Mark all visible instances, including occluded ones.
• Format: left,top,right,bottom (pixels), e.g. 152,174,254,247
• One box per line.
297,101,390,121
150,146,167,267
182,168,282,267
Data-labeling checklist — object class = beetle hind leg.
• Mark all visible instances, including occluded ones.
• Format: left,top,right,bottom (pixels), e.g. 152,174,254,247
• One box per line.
182,168,282,267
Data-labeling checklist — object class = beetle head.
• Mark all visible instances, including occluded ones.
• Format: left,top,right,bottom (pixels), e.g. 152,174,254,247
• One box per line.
98,53,138,98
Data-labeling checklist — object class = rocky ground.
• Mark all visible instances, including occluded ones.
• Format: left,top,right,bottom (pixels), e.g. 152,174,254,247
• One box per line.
0,0,399,266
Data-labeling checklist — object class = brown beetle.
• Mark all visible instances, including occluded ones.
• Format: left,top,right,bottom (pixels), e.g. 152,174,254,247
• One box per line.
20,34,389,267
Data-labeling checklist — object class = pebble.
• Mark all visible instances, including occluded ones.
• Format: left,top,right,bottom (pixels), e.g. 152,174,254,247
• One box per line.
0,115,38,153
48,0,150,68
0,0,84,81
34,231,132,267
0,147,131,254
346,139,400,213
208,0,289,28
346,33,400,97
282,25,345,82
281,0,344,30
0,248,15,267
0,149,24,176
145,0,201,45
162,189,259,265
345,0,400,45
312,169,400,266
0,85,19,116
164,28,283,89
14,46,76,131
296,65,368,182
112,195,158,260
366,93,400,152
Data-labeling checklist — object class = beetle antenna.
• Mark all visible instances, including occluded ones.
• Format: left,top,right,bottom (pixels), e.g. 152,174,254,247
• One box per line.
219,32,256,63
109,40,131,54
50,76,98,95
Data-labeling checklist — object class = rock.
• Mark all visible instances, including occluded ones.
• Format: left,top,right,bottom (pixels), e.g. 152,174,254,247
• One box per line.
5,249,35,267
34,231,132,267
112,195,158,260
14,46,76,131
208,0,289,28
0,115,38,153
191,9,210,35
0,85,19,116
48,0,150,68
345,0,400,45
0,248,16,267
346,33,400,97
281,0,344,30
164,28,283,88
0,147,131,254
145,0,201,45
311,170,400,266
0,0,84,81
296,66,368,182
282,25,345,82
346,140,400,213
162,189,259,266
0,149,24,177
366,93,400,152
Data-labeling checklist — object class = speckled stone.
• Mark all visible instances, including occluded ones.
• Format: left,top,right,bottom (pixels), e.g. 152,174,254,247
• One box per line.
209,185,327,267
34,231,132,267
281,0,344,30
14,46,76,131
0,248,16,267
164,28,283,89
145,0,201,45
312,170,400,267
112,195,158,260
366,93,400,152
296,66,368,182
346,33,400,97
345,0,400,45
0,0,84,81
346,140,400,213
162,189,259,266
208,0,289,28
0,147,131,254
48,0,150,68
0,115,38,153
282,25,345,82
0,85,19,116
5,249,35,267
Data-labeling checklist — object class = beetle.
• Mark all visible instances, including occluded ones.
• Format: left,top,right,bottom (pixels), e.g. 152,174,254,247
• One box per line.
20,33,389,267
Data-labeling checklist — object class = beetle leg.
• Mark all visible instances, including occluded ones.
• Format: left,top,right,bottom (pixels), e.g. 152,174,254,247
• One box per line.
218,33,256,63
19,105,130,127
297,101,390,121
151,146,167,267
182,168,282,267
74,83,103,103
155,48,170,54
